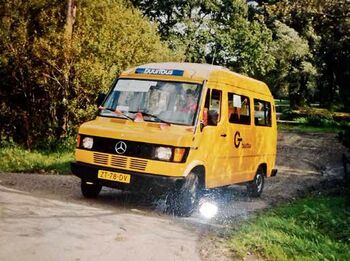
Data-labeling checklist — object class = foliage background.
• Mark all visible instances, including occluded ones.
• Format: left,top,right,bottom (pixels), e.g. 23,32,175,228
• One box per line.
0,0,179,149
0,0,349,149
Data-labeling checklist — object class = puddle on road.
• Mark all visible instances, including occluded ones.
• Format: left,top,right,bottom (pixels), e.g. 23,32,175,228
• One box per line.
94,185,268,230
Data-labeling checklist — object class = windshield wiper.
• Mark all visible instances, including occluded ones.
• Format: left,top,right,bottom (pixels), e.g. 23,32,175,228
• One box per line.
101,107,134,121
128,111,171,125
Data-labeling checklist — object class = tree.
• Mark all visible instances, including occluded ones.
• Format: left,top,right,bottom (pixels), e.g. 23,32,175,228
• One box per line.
266,21,317,107
0,0,177,148
314,0,350,110
264,0,350,110
131,0,275,77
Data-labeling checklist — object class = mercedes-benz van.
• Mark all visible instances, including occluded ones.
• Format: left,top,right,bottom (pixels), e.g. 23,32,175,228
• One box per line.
71,63,277,216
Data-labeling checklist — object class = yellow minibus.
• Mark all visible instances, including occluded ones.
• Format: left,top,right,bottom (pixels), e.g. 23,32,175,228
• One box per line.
71,63,277,216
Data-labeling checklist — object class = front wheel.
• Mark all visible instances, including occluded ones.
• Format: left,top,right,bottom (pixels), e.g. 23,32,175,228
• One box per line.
81,180,102,198
247,168,265,197
166,173,201,217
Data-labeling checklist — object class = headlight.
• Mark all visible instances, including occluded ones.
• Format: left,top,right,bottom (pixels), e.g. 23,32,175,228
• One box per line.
82,137,94,149
154,147,172,161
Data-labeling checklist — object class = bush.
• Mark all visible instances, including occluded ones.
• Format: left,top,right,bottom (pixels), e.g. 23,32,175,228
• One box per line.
306,116,334,127
282,106,350,128
279,108,296,120
300,107,333,119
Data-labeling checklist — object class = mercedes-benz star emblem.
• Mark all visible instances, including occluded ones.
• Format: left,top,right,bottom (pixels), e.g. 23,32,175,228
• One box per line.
115,141,127,154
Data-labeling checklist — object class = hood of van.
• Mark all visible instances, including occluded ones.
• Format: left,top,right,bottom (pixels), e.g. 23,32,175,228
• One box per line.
78,117,194,147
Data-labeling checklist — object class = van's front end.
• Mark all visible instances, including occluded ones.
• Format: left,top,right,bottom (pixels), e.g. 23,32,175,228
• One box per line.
71,65,206,208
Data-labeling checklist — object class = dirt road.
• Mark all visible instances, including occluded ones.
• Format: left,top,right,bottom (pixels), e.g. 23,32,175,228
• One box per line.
0,131,347,260
0,185,199,261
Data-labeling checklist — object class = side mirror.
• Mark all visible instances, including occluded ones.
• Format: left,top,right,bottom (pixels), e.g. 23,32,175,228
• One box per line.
96,92,106,107
200,122,205,132
208,110,218,126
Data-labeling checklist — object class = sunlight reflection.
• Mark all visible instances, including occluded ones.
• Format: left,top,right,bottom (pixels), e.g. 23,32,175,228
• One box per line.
199,201,218,219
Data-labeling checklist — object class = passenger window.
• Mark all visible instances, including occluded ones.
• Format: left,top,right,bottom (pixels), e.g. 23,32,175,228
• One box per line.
228,93,250,125
204,89,222,126
254,99,271,126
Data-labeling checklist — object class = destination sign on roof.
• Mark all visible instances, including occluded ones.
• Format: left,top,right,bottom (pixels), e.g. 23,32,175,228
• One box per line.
135,68,184,76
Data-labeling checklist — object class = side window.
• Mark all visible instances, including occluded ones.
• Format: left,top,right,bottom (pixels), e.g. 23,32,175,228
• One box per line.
204,88,222,126
254,99,271,126
228,93,250,125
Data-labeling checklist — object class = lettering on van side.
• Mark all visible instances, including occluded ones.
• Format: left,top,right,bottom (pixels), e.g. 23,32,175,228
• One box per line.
242,143,251,149
234,131,242,148
135,68,184,76
234,131,251,149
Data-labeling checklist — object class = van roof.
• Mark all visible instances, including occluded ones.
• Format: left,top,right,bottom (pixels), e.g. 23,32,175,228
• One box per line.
120,62,272,97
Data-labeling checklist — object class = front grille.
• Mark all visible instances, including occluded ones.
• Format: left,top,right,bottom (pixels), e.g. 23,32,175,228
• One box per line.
93,153,109,165
130,158,147,171
93,153,148,171
111,155,127,168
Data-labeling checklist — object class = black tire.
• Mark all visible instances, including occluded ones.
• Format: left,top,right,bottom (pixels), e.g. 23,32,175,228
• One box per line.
81,180,102,198
166,173,201,217
247,167,265,197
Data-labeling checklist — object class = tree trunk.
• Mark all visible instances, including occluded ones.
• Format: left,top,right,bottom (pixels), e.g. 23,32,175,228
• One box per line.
65,0,76,40
56,0,77,140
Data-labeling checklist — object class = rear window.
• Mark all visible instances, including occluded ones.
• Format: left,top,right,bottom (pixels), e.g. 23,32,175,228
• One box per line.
254,99,271,126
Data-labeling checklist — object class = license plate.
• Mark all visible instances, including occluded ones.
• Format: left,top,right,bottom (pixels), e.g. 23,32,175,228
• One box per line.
98,170,131,184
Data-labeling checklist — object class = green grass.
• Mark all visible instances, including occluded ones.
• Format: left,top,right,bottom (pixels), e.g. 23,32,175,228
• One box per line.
0,145,74,174
277,123,344,133
228,196,350,260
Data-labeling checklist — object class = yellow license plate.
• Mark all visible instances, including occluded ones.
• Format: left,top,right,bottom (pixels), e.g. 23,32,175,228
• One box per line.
98,170,131,184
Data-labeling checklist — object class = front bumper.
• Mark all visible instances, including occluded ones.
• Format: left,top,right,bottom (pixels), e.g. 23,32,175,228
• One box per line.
71,161,185,193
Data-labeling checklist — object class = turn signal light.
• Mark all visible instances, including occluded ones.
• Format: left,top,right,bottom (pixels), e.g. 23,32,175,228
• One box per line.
173,148,186,162
76,134,81,147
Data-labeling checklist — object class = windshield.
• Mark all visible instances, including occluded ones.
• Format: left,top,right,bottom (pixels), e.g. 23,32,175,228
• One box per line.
100,79,202,125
